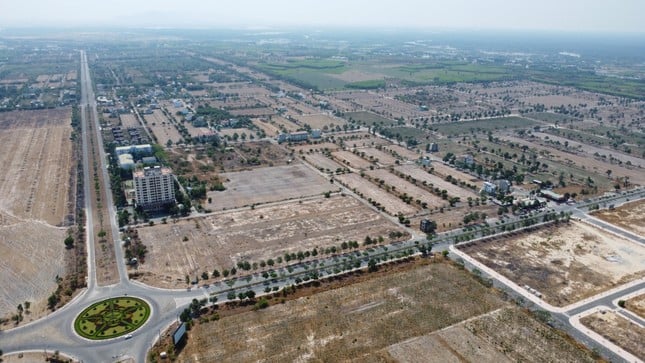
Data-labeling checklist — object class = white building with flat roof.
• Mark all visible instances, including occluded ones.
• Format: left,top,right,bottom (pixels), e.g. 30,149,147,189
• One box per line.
133,166,175,209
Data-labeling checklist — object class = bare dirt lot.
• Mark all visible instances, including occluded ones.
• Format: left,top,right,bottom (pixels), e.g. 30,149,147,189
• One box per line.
135,195,406,288
360,146,399,166
208,163,335,210
303,153,345,173
178,262,506,362
145,109,183,146
366,168,447,208
331,150,373,169
581,311,644,360
431,161,483,188
0,109,73,321
0,109,74,225
625,294,645,319
119,113,140,128
395,164,480,200
384,307,597,363
336,173,418,216
297,114,346,129
592,199,645,237
460,221,645,307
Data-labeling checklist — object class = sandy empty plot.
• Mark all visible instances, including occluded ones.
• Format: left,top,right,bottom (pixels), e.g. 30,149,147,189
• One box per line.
336,173,418,216
625,294,645,319
383,144,420,160
331,150,373,169
304,153,345,173
217,128,254,138
178,262,505,362
460,221,645,307
430,161,482,187
366,169,446,208
0,109,74,226
252,118,280,137
0,109,73,321
145,110,183,146
395,165,480,200
0,215,66,318
272,116,300,132
581,311,644,360
385,307,596,363
298,114,346,129
119,113,140,128
229,107,274,117
208,164,335,210
592,199,645,237
521,95,593,108
135,195,405,288
360,147,398,166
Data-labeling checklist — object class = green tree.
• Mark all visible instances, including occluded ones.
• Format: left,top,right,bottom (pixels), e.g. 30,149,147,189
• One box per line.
64,235,74,249
368,258,378,272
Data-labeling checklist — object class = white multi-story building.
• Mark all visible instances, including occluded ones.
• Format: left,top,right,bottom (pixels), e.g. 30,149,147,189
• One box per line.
133,166,175,209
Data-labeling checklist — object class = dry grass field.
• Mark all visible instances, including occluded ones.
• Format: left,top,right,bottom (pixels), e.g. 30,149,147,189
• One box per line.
336,173,418,216
384,307,597,363
298,114,346,129
365,168,447,208
625,294,645,319
145,110,183,145
178,262,506,362
0,109,75,225
395,165,480,200
252,118,281,137
119,113,140,128
460,221,645,307
332,150,373,169
303,153,346,173
0,109,73,320
208,164,335,210
430,162,483,188
360,147,399,166
581,311,644,360
592,199,645,237
135,195,406,288
382,144,420,160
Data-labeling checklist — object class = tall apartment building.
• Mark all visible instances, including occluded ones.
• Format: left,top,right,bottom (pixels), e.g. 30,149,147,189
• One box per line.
133,166,175,210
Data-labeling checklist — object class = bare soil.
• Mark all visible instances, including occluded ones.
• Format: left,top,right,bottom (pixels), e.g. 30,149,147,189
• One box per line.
592,199,645,237
145,109,183,146
0,109,75,322
581,311,644,360
335,173,418,216
460,221,645,307
625,294,645,319
134,195,407,289
209,163,335,210
395,164,480,200
384,307,598,363
177,261,505,362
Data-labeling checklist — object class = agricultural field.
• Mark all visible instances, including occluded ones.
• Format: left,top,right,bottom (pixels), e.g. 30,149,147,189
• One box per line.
134,195,406,288
335,173,418,216
144,110,183,146
178,261,507,362
385,307,597,363
209,164,335,210
580,311,644,360
394,165,480,200
0,109,74,322
592,199,645,236
459,221,645,307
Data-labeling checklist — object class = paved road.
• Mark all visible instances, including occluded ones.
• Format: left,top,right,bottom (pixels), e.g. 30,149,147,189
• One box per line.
2,52,644,362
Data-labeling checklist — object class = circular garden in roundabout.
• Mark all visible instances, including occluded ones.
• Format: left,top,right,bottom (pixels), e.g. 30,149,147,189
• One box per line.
74,296,151,340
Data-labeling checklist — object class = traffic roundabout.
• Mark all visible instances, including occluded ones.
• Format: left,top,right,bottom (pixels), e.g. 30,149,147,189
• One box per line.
73,296,151,340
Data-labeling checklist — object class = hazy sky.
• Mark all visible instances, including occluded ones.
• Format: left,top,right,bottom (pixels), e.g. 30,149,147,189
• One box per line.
1,0,643,33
